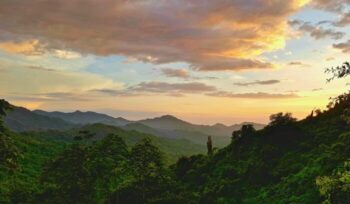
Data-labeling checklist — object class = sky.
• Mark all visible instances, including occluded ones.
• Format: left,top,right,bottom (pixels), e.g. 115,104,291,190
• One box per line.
0,0,349,125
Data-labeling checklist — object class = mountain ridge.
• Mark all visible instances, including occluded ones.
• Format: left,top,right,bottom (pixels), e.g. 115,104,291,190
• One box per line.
4,101,264,146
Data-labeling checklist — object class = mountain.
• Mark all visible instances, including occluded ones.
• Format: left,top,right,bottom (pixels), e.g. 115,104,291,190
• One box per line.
135,115,265,146
4,106,75,132
34,110,131,126
138,115,264,137
3,103,264,147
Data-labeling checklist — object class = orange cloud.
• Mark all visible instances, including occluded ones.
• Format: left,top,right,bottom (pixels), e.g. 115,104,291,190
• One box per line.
0,40,43,55
0,0,308,71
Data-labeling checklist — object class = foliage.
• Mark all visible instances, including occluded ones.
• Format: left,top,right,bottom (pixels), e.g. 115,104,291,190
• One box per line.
268,112,297,127
316,160,350,204
325,61,350,82
0,97,350,203
0,99,19,172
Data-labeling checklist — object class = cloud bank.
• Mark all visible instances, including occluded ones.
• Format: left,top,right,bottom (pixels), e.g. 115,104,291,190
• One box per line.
0,0,309,71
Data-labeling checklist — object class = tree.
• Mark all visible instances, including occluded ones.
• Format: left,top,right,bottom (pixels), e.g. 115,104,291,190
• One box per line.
111,138,178,204
88,134,129,203
207,136,213,156
74,130,95,141
268,112,296,127
316,160,350,204
40,144,92,204
325,61,350,82
0,99,19,172
232,124,256,142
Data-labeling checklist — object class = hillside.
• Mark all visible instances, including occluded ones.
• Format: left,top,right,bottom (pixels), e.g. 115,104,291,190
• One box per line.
4,106,75,132
170,99,350,203
60,123,206,163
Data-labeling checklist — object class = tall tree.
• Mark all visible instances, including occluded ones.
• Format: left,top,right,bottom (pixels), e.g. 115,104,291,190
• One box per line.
207,136,213,156
88,134,129,203
40,144,92,204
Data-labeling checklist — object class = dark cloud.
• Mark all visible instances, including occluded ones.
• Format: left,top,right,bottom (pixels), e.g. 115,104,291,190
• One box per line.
311,0,350,12
91,81,217,97
160,68,189,78
131,82,217,93
192,58,273,71
233,80,280,86
0,0,307,71
207,91,298,99
333,40,350,53
92,81,297,100
27,66,57,72
289,20,345,40
334,12,350,27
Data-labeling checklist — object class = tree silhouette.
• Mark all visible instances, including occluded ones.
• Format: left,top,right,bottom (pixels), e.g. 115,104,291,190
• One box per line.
207,136,213,156
325,61,350,82
269,112,296,127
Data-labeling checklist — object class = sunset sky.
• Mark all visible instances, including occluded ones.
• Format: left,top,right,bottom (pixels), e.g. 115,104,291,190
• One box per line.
0,0,349,124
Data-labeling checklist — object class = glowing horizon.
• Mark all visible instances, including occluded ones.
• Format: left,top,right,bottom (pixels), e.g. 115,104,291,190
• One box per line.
0,0,349,125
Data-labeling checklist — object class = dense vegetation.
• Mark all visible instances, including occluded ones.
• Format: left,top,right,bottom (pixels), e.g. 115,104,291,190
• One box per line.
1,93,349,203
0,64,350,203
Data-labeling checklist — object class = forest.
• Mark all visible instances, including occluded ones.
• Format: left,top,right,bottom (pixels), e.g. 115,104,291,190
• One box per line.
1,63,350,204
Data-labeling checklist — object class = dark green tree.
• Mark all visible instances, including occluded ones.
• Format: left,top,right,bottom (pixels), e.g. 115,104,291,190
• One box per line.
111,138,179,204
88,134,129,203
268,112,296,127
40,144,92,204
316,160,350,204
232,124,256,142
207,136,213,156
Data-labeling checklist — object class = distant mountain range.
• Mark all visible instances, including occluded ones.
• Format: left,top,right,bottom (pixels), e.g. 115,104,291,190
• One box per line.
4,104,265,147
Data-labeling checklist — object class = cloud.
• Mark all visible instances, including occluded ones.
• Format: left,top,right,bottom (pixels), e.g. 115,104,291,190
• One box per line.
52,50,81,59
326,57,335,61
91,81,217,97
131,81,217,94
288,61,310,67
0,0,309,71
160,68,189,78
207,91,298,99
289,20,345,40
0,39,44,55
233,80,280,86
191,58,273,71
333,40,350,53
9,92,92,102
311,0,350,12
27,66,58,72
92,81,297,100
333,12,350,27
